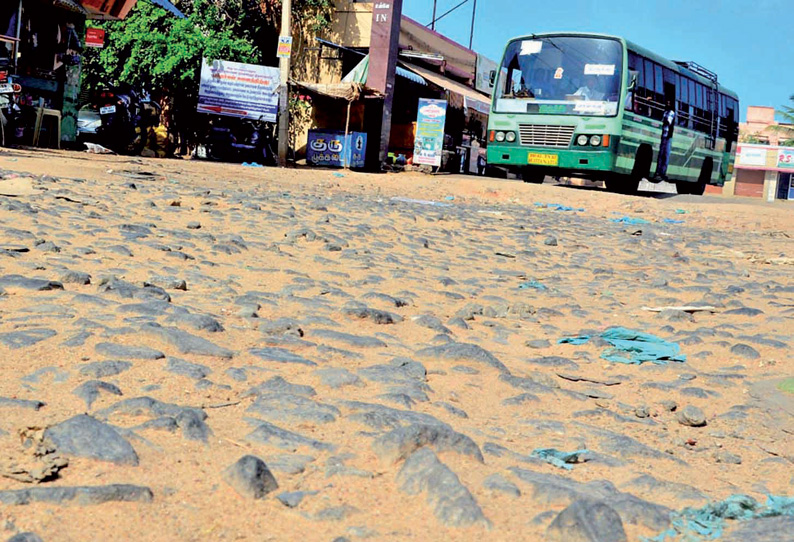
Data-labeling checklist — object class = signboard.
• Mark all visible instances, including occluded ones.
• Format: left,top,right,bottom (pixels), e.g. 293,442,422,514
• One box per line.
197,58,280,121
737,146,767,167
307,130,367,168
85,28,105,49
277,36,293,59
413,98,447,167
778,148,794,169
475,54,498,95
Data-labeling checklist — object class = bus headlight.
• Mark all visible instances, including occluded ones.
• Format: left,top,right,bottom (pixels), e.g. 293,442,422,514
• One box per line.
505,131,516,142
576,135,589,146
495,131,506,142
590,135,602,146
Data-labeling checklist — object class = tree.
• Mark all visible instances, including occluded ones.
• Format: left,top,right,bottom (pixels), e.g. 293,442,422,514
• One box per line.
81,0,334,154
774,95,794,147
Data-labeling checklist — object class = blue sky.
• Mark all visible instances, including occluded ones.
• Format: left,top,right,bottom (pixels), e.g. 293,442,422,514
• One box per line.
403,0,793,120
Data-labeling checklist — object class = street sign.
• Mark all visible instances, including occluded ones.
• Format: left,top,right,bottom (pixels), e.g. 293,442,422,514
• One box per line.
85,28,105,49
197,58,280,121
414,98,448,167
277,36,293,59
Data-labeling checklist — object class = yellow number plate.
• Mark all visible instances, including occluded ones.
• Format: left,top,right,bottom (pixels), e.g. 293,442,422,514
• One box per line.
527,153,559,166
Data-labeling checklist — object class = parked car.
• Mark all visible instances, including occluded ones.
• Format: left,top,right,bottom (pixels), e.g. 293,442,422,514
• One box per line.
76,105,102,144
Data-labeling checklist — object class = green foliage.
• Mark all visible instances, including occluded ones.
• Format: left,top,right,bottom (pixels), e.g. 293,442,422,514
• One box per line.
82,0,260,96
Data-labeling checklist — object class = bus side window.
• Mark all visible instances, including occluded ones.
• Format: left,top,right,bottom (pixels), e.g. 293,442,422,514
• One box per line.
678,77,689,127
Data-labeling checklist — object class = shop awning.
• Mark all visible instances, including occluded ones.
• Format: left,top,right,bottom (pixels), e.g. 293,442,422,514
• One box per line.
291,81,368,102
342,55,427,87
147,0,186,18
400,62,491,114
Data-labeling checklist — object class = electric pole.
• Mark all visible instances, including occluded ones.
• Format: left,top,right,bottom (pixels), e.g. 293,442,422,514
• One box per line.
431,0,437,30
277,0,292,167
469,0,477,49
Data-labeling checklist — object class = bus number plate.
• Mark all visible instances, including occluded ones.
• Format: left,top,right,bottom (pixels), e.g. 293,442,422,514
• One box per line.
527,153,558,166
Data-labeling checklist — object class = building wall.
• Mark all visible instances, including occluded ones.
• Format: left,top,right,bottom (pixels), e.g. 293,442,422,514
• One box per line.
739,105,794,146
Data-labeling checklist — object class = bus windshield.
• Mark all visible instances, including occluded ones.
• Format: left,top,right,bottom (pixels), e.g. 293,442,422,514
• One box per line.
495,36,623,117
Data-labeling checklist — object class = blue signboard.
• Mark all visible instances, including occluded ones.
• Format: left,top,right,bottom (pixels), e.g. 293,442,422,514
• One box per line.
414,98,448,167
307,130,367,168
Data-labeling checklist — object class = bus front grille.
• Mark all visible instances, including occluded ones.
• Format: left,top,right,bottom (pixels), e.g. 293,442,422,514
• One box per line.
518,125,575,148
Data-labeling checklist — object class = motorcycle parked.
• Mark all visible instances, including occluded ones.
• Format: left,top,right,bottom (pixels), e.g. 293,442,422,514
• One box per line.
93,83,161,154
195,116,276,166
0,58,22,147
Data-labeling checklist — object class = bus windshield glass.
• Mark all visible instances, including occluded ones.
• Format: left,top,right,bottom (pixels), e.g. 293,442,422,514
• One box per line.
495,37,623,117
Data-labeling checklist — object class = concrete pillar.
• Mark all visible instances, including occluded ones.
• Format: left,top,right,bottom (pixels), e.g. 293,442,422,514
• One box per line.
764,170,778,202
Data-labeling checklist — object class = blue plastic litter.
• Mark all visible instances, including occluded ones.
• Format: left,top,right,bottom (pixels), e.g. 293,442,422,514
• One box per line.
559,327,686,365
662,218,685,224
534,203,585,212
242,162,263,168
611,216,650,225
645,494,794,541
531,448,590,470
333,172,346,178
519,280,548,291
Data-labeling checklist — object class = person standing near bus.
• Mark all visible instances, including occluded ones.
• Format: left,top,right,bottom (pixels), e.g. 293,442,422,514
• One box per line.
654,98,676,181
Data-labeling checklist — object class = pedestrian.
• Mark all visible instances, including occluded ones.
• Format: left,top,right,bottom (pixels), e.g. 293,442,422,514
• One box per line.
477,151,486,175
654,98,676,181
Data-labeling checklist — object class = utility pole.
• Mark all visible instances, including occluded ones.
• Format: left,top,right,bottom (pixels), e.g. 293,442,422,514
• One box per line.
277,0,292,167
469,0,477,49
431,0,437,30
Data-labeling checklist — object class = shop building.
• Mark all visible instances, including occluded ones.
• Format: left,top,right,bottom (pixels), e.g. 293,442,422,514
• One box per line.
292,0,495,171
0,0,138,145
712,106,794,200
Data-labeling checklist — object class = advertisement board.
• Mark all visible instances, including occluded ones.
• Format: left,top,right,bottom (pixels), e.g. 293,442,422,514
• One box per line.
197,58,280,121
85,28,105,49
778,148,794,169
737,146,767,167
307,131,367,168
277,37,293,59
475,54,498,95
413,98,447,167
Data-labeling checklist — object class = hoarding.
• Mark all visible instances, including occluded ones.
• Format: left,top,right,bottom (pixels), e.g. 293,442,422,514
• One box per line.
778,148,794,169
475,54,498,95
413,98,448,167
737,146,767,167
307,130,367,168
85,28,105,49
197,59,280,121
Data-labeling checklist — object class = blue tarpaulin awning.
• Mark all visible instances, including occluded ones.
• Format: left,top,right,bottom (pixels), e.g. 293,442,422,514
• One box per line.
147,0,186,18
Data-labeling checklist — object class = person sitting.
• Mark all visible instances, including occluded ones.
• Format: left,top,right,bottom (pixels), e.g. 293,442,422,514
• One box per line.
573,75,605,101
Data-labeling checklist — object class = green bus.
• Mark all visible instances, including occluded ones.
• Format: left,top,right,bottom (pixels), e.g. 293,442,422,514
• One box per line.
486,33,739,195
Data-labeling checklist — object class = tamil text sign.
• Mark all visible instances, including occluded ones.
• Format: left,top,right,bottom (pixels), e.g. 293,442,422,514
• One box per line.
414,98,447,167
307,131,367,168
197,59,279,121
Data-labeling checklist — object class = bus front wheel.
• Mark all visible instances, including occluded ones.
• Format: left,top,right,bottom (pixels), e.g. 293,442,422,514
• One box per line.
520,167,546,184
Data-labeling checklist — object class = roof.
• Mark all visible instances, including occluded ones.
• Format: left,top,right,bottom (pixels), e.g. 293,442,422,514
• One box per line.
291,81,369,102
399,62,491,112
342,55,427,87
501,32,738,99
